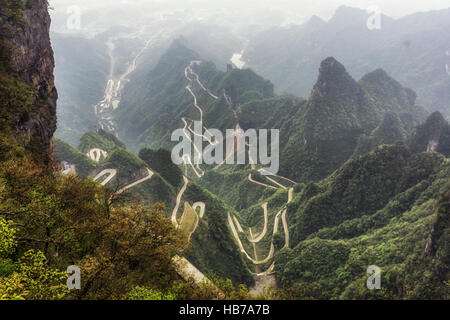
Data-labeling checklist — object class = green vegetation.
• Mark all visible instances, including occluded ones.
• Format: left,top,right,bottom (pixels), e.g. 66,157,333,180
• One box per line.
217,68,274,103
408,111,450,157
0,145,187,299
200,167,272,210
354,112,407,156
290,142,444,242
278,59,427,182
78,130,124,154
53,138,96,177
139,148,182,186
1,3,449,300
274,141,449,299
101,148,146,181
181,183,254,286
126,286,176,300
179,202,199,241
0,250,69,300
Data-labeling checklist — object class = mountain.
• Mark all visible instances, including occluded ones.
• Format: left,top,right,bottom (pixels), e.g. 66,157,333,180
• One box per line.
115,40,273,152
353,112,408,156
0,0,57,160
243,6,450,117
276,58,426,181
51,20,245,148
0,3,252,300
0,2,448,301
115,44,427,183
408,111,450,156
276,139,449,299
108,44,450,300
53,130,254,286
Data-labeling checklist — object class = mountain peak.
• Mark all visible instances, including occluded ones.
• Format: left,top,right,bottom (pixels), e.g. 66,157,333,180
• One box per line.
362,68,389,79
319,57,346,73
305,15,326,28
359,68,400,93
331,5,366,21
360,68,419,110
311,57,359,98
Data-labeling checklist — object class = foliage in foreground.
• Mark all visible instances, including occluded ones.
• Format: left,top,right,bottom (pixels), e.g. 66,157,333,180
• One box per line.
0,137,188,299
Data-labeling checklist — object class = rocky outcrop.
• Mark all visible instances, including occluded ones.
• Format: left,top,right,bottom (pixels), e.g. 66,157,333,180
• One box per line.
408,112,450,157
0,0,57,158
311,57,362,99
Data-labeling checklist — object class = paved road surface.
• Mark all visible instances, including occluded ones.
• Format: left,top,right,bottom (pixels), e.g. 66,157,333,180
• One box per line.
116,168,154,194
172,176,189,225
93,169,117,186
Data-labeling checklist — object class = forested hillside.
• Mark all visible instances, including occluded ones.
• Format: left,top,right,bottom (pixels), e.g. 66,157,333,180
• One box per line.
116,44,427,183
0,1,448,301
54,130,254,286
276,140,449,299
110,40,449,300
0,0,253,300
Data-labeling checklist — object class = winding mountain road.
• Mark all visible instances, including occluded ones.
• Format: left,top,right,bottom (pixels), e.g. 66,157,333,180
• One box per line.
228,212,275,265
87,148,108,162
170,176,206,242
248,174,278,189
185,60,219,100
183,60,297,267
185,85,204,122
180,60,299,279
172,176,190,226
183,61,231,176
259,169,297,185
116,168,154,194
228,186,294,272
249,203,268,243
93,169,117,186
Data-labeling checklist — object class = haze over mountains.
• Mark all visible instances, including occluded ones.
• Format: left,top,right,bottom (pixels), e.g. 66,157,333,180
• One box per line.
50,2,449,296
0,1,448,300
51,4,450,147
47,2,449,298
243,6,450,117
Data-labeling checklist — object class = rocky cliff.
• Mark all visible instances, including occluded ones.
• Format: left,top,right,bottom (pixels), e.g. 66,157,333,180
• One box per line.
0,0,57,159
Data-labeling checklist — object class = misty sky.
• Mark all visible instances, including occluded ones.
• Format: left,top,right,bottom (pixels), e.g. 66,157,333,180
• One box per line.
49,0,450,19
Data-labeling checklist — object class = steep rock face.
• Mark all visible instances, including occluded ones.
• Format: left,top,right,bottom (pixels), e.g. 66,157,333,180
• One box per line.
311,57,362,100
279,57,373,181
301,57,374,141
0,0,57,157
408,112,450,157
279,57,427,181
